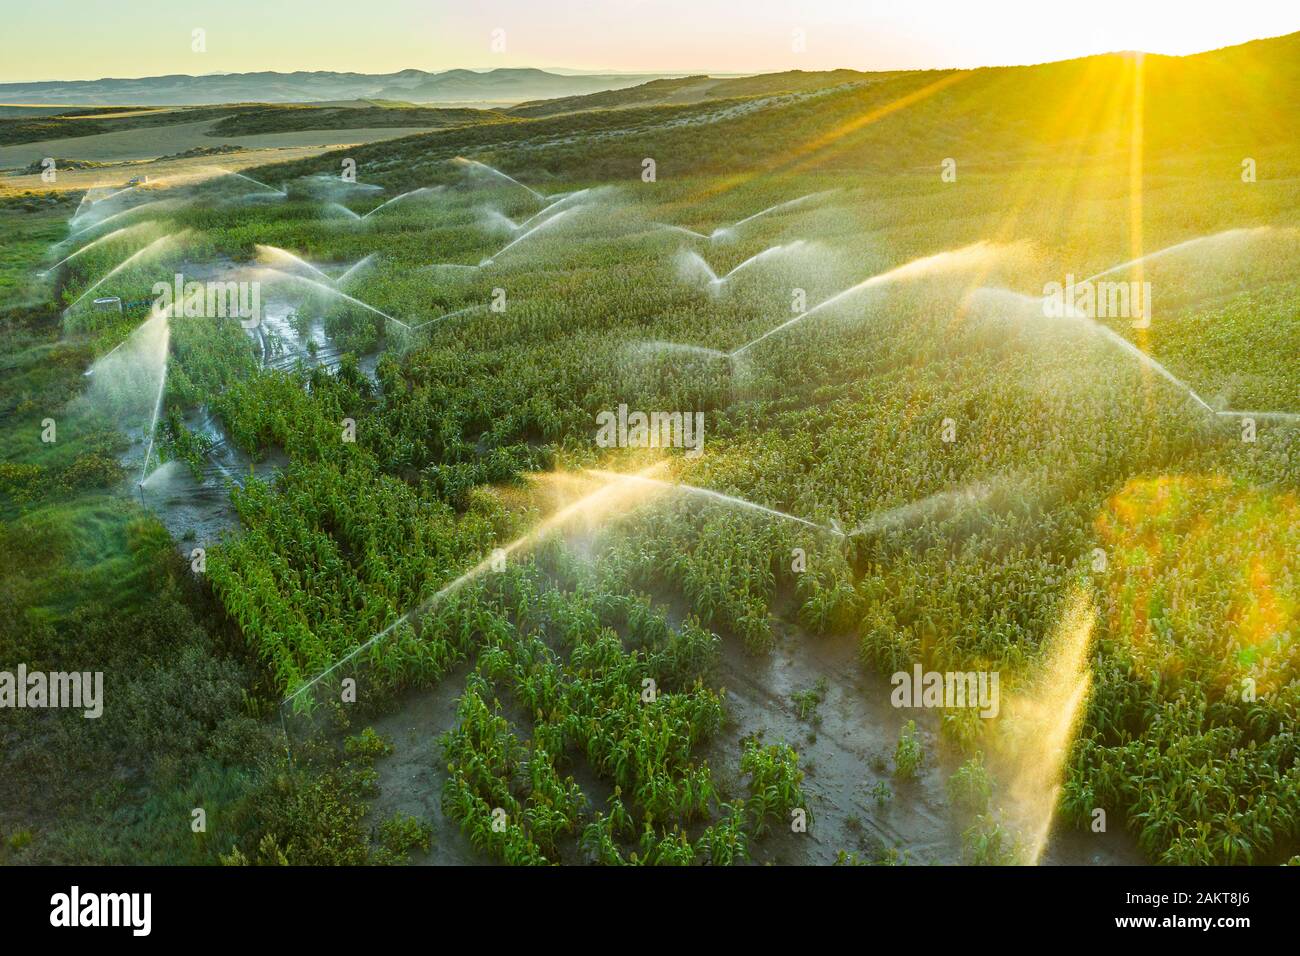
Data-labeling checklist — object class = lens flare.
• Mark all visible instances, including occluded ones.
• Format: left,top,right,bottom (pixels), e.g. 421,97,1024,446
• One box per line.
994,587,1096,863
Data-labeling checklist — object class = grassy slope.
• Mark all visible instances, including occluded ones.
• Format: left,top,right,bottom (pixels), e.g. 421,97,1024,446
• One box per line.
207,104,511,136
506,69,900,117
0,195,385,865
245,38,1297,206
0,102,508,149
216,33,1298,863
0,106,249,147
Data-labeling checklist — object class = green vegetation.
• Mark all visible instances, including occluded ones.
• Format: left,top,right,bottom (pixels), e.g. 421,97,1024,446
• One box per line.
947,755,993,815
0,106,249,147
0,102,508,152
791,677,828,723
209,105,508,137
376,813,433,860
963,814,1022,865
741,739,808,836
894,720,924,781
2,31,1298,866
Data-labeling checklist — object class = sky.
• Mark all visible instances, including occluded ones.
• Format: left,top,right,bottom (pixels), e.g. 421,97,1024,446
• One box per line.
1,0,1296,82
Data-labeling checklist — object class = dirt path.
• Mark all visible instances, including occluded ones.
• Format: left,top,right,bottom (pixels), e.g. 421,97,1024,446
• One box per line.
364,666,483,865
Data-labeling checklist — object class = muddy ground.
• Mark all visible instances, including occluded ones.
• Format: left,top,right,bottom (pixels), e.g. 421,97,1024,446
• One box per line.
357,594,1144,866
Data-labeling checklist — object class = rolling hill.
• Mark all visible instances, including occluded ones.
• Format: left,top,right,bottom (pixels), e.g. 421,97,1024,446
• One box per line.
250,32,1300,186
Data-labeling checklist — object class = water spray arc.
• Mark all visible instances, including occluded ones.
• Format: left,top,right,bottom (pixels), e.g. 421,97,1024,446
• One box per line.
731,244,993,358
40,223,150,276
676,240,808,295
361,186,442,219
69,183,144,230
255,245,335,284
583,469,844,536
995,589,1096,864
205,166,287,197
260,268,410,330
323,202,363,221
408,303,487,333
971,228,1300,425
453,156,545,201
656,190,835,242
65,199,182,241
503,189,593,233
137,306,175,486
280,465,675,709
627,244,997,372
480,208,573,266
336,253,378,286
63,231,189,315
1077,226,1274,284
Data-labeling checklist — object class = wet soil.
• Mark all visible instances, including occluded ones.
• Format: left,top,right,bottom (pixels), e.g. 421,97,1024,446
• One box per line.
360,586,1144,865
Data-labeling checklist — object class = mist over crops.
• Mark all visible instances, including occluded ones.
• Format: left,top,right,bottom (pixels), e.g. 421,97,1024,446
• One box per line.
2,30,1298,871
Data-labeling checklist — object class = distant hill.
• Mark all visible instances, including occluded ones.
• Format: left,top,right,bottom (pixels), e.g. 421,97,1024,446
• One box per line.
380,68,671,105
0,68,673,107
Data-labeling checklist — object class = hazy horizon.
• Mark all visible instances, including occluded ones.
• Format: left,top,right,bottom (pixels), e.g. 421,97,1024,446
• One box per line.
1,0,1295,84
3,32,1298,87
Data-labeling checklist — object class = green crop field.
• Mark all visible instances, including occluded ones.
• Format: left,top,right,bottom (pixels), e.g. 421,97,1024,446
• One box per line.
1,28,1297,875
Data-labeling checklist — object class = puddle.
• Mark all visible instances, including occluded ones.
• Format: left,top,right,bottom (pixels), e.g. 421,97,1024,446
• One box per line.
255,301,380,382
707,623,962,864
707,620,1144,864
130,409,288,556
106,258,382,549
